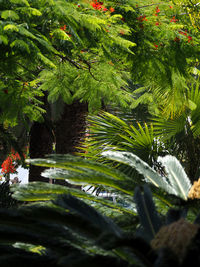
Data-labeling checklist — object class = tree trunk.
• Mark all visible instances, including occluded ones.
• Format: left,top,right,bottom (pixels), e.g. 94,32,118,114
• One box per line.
29,121,54,182
29,100,87,184
54,101,88,186
55,101,87,153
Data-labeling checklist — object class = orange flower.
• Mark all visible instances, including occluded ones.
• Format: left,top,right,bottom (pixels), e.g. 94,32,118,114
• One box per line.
109,7,115,13
60,25,67,31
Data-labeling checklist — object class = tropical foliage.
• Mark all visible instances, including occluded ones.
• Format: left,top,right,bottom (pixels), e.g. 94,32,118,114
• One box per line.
1,0,200,266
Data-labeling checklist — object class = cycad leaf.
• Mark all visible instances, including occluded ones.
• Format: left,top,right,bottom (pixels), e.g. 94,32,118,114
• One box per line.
28,155,135,195
102,151,176,195
53,194,122,237
134,186,162,242
157,155,192,200
12,182,136,215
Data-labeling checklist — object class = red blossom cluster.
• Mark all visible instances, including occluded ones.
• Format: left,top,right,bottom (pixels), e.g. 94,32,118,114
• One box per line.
60,25,67,31
1,149,24,175
170,16,178,23
136,15,147,22
179,31,192,42
1,157,16,175
90,1,114,12
155,6,160,13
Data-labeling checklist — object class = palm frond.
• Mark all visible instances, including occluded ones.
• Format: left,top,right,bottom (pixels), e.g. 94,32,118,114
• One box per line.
134,185,162,242
27,155,135,195
81,111,159,173
152,113,187,141
102,151,176,196
157,155,192,201
12,182,136,216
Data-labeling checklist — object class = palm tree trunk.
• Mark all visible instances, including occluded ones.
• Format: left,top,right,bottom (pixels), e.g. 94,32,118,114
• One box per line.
54,101,88,186
29,121,54,182
29,101,87,184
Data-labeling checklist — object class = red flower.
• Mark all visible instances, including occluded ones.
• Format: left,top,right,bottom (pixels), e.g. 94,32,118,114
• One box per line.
154,43,158,49
103,7,108,11
60,25,67,31
1,157,16,174
155,22,160,26
170,16,178,23
188,36,192,42
136,15,147,22
109,7,115,13
179,31,187,36
156,6,160,13
169,5,173,9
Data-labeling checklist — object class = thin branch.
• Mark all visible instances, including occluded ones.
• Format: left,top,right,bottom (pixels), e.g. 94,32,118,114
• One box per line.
55,53,83,69
78,56,100,81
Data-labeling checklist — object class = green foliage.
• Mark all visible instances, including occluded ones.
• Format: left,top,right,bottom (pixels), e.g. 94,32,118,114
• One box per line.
0,182,19,208
0,192,156,266
39,61,133,112
80,111,157,163
3,182,200,266
0,0,140,164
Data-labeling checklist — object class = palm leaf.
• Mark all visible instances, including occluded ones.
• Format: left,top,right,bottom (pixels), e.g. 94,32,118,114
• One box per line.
85,112,156,160
157,155,192,201
27,155,136,195
12,182,136,215
102,151,176,196
134,186,162,241
152,113,187,141
53,194,122,238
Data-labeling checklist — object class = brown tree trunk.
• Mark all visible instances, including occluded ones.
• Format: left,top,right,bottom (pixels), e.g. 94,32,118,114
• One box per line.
54,101,88,154
54,101,88,186
29,121,54,182
29,100,87,184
